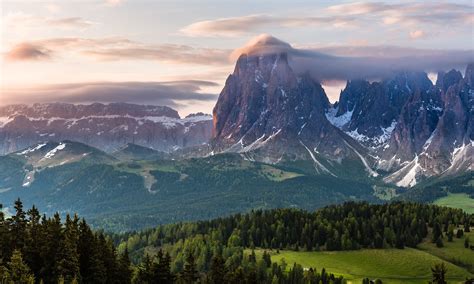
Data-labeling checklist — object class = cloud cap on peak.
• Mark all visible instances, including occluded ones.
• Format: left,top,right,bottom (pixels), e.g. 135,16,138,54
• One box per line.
230,34,474,82
230,34,293,61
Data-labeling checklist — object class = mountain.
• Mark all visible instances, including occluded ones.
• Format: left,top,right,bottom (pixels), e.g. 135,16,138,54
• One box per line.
327,72,434,150
0,102,212,155
323,63,473,187
211,40,379,178
211,40,472,186
0,141,376,231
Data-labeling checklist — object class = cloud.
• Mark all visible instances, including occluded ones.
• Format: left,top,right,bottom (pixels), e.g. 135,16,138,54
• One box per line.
233,34,474,82
0,81,219,109
82,44,230,65
181,14,356,37
3,12,94,30
328,1,473,26
181,2,472,37
4,43,51,61
45,17,94,29
104,0,124,7
46,4,61,13
3,37,231,65
409,30,425,39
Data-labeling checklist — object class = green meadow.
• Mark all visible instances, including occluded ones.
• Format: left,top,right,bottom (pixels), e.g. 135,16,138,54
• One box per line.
434,193,474,214
252,231,474,283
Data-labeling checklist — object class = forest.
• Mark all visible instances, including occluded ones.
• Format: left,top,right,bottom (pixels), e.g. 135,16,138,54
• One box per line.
0,199,346,283
115,201,472,256
1,199,472,283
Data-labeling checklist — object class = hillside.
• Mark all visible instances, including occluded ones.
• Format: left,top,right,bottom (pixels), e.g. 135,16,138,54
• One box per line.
0,143,378,231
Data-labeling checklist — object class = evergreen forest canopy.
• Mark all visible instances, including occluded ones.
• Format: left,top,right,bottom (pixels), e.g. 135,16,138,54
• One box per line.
0,199,472,283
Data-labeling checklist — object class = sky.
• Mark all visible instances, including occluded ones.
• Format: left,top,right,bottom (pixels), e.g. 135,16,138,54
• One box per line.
1,0,473,116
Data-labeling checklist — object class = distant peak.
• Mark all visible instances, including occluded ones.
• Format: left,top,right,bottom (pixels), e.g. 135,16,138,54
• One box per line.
231,34,293,61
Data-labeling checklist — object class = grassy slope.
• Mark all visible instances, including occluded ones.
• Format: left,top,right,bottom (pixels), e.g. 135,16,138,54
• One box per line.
253,239,474,284
433,193,474,214
418,231,474,274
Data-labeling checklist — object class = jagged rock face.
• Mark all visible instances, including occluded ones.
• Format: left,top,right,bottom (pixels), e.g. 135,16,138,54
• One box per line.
0,103,212,154
383,65,473,187
211,52,376,177
380,86,444,163
465,63,474,87
327,72,433,149
325,66,472,186
436,69,463,92
213,53,329,150
214,53,315,155
420,75,473,174
335,80,370,117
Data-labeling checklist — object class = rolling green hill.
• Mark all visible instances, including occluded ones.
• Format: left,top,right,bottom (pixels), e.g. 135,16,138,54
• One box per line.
434,193,474,214
254,247,473,284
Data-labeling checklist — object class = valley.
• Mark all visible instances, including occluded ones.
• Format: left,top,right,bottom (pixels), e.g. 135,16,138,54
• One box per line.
2,0,473,282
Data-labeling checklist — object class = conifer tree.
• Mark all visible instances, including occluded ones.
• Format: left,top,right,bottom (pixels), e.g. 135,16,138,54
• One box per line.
117,248,133,284
182,252,199,283
209,254,226,284
4,250,35,284
431,262,447,284
56,215,80,281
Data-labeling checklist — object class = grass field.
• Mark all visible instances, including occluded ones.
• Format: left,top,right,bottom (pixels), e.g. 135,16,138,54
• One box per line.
252,233,474,284
418,231,474,274
434,193,474,214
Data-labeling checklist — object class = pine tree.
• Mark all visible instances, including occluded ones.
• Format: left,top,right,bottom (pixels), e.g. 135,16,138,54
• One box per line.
135,254,153,284
431,262,447,284
56,215,80,281
150,249,173,284
182,252,199,283
262,251,271,268
78,219,106,283
248,249,257,263
117,248,133,284
432,222,442,243
10,199,27,251
209,254,226,284
42,213,63,281
24,206,43,277
456,229,464,238
6,250,35,284
447,224,454,242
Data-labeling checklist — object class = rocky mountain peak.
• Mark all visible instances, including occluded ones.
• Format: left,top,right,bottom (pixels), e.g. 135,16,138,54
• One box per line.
464,63,474,87
436,69,463,92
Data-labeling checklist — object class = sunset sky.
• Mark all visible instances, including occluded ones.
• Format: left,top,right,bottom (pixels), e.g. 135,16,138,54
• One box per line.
1,0,473,116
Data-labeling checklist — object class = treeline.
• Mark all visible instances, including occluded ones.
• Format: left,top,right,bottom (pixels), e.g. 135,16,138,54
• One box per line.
397,173,474,203
116,202,472,257
134,249,345,284
0,199,346,283
0,199,132,283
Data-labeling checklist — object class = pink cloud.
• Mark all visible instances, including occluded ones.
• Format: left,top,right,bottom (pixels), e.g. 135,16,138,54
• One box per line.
5,43,51,61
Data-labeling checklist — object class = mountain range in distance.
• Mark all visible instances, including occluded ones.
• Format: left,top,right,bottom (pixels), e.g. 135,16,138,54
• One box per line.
0,35,472,231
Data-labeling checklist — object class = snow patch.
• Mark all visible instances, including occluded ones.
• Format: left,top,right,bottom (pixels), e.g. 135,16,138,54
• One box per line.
43,143,66,159
325,107,353,128
346,121,397,148
300,141,336,177
17,143,47,155
0,116,14,128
